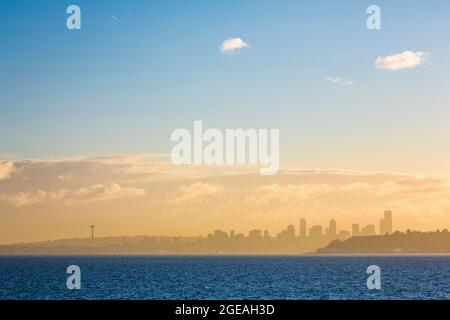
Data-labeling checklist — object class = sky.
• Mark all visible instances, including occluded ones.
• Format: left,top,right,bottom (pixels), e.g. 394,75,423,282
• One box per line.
1,1,450,242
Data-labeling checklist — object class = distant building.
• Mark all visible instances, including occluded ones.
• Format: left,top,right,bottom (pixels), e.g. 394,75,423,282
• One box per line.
286,225,296,240
299,218,307,238
235,233,245,240
309,225,323,238
361,224,376,236
329,219,337,237
352,223,360,236
379,210,393,235
249,229,262,241
275,225,296,241
209,230,229,245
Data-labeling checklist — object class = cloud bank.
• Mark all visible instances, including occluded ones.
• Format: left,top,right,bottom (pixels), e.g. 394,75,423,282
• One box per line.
1,155,450,239
0,183,145,207
172,182,224,203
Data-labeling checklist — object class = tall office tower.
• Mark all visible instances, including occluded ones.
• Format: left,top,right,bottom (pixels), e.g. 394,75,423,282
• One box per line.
379,210,393,235
352,223,360,236
329,219,337,237
299,218,307,238
286,225,296,240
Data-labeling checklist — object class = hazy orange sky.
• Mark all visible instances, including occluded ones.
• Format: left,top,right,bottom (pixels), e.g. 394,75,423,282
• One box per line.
1,155,450,243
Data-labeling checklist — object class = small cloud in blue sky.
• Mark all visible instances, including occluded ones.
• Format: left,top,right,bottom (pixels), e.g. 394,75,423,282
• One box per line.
221,38,249,53
325,76,354,86
374,51,430,71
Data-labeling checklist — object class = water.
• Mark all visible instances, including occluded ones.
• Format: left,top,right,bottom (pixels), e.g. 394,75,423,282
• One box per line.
1,255,449,300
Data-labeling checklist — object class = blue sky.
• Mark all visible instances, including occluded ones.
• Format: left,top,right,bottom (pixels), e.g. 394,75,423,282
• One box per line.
1,0,450,172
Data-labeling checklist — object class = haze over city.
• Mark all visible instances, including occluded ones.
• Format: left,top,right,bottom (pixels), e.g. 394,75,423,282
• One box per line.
0,211,400,254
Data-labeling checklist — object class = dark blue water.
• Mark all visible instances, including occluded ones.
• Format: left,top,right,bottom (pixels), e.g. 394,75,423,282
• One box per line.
1,255,450,300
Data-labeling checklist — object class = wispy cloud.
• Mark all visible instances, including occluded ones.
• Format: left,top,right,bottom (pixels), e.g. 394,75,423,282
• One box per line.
58,172,74,181
374,51,429,71
171,182,224,203
74,183,146,204
0,190,68,207
221,38,249,53
0,161,15,180
0,183,145,207
325,76,354,86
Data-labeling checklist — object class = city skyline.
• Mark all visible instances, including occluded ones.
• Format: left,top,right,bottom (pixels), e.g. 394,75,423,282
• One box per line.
0,210,399,254
179,210,393,241
5,210,395,246
6,210,449,255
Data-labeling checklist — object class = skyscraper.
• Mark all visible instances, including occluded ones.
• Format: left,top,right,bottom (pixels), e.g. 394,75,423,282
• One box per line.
329,219,337,237
286,225,296,240
379,210,393,235
352,223,360,236
299,218,307,238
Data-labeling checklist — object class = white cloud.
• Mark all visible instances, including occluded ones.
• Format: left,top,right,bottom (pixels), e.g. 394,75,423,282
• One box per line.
74,183,146,203
221,38,249,53
0,161,15,180
0,190,68,207
325,76,354,86
0,183,145,207
374,51,429,70
172,182,224,203
58,172,74,181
